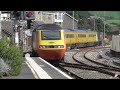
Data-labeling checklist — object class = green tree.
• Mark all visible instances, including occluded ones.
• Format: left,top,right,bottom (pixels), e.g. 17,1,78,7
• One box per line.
66,11,112,32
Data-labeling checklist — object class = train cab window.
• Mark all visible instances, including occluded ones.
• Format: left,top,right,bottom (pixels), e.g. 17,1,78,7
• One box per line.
36,24,62,30
41,31,61,40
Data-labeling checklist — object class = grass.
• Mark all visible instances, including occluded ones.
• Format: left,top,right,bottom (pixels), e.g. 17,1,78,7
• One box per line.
88,11,120,19
105,20,120,26
88,11,120,28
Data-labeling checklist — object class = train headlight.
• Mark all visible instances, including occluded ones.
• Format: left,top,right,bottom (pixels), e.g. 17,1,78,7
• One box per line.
39,45,46,48
58,45,64,48
39,45,64,48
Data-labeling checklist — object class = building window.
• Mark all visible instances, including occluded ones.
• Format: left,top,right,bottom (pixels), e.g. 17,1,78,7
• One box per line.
58,14,61,19
48,15,51,20
54,12,63,20
55,14,57,19
59,22,61,24
38,11,40,14
3,17,6,20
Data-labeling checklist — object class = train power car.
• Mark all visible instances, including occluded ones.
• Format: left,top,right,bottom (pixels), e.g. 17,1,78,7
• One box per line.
32,24,66,62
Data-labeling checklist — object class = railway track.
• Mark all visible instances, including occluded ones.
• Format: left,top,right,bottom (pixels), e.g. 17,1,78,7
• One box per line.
84,50,120,72
59,46,120,79
58,65,83,79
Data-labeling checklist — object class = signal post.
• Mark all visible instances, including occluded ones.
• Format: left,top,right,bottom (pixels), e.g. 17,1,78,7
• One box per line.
10,11,35,47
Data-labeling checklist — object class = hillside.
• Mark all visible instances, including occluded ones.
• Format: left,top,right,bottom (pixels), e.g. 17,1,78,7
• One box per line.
88,11,120,30
88,11,120,19
66,11,112,32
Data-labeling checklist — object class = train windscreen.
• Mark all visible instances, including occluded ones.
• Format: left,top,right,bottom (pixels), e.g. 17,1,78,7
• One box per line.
41,31,61,40
36,24,62,30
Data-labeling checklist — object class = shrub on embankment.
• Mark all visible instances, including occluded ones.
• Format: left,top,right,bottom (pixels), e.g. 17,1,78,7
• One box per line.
0,38,23,76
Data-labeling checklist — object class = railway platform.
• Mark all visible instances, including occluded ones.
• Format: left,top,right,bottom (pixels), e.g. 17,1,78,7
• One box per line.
2,54,72,79
25,56,72,79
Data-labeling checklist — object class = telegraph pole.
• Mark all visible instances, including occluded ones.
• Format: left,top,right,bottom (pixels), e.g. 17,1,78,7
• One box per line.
103,11,106,47
0,11,2,39
73,11,74,29
94,14,96,31
104,11,105,40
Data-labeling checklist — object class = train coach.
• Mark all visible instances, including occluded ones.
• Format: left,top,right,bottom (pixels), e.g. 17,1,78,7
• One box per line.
64,29,99,50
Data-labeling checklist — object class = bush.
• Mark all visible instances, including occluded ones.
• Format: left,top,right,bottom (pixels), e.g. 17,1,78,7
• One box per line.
103,38,111,45
6,45,23,75
0,38,8,59
0,38,23,76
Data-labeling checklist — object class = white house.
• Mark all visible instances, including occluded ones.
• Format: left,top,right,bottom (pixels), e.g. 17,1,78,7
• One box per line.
0,11,11,21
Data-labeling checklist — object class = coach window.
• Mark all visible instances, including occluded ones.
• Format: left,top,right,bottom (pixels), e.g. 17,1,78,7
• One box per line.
68,34,70,38
64,34,66,38
55,14,57,19
89,34,95,37
78,34,86,38
66,34,68,38
70,34,74,38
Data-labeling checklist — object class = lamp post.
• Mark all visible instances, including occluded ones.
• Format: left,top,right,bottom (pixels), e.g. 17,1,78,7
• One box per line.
93,17,95,31
73,11,74,29
102,11,106,47
103,11,105,40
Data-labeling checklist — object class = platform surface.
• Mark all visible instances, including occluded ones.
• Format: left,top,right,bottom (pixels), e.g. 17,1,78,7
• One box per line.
2,54,72,79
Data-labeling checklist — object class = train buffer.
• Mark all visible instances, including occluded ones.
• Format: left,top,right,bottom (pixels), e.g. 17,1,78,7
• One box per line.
25,54,72,79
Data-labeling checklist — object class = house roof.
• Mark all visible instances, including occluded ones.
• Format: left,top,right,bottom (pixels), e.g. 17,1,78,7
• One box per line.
1,20,14,35
42,11,65,14
1,20,45,36
63,12,78,22
31,21,44,29
41,11,78,22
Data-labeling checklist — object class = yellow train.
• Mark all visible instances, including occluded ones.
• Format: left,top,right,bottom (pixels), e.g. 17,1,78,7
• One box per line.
64,29,99,50
31,24,101,63
32,24,66,61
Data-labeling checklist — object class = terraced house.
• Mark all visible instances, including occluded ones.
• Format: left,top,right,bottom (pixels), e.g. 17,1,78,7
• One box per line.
0,11,14,42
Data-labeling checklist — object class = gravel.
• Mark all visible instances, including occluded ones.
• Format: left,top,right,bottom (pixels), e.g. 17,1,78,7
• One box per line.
63,49,119,79
86,49,120,68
